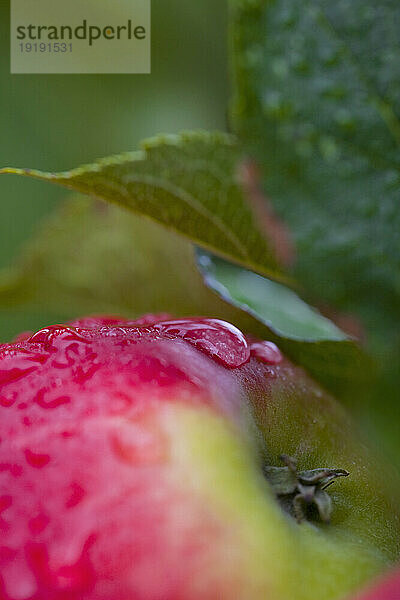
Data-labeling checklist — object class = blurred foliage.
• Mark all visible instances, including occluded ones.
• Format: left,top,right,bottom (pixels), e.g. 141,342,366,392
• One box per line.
0,0,229,289
230,0,400,348
0,195,239,320
230,0,400,466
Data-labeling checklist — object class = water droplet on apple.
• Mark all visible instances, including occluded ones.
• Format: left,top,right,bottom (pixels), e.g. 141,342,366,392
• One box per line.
154,318,250,368
28,326,90,349
250,341,283,365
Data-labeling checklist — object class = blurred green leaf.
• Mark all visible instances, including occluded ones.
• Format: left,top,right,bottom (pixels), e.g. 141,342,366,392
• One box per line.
1,131,284,282
0,195,368,397
196,249,371,397
197,249,346,341
0,195,239,319
230,0,400,335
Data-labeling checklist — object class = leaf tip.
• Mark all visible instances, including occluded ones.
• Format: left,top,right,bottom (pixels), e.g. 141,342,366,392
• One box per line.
0,166,36,177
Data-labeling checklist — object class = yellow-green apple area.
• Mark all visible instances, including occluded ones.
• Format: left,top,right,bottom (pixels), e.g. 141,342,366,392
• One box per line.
0,314,398,600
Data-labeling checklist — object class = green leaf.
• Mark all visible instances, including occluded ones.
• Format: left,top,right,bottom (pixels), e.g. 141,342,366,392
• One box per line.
197,250,346,341
0,195,368,397
0,131,284,283
196,250,372,397
230,0,400,333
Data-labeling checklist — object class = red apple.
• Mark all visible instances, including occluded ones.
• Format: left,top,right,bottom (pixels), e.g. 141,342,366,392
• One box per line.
350,566,400,599
0,315,399,599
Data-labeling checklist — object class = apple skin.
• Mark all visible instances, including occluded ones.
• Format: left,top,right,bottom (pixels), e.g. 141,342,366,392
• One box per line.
0,315,399,600
350,566,400,599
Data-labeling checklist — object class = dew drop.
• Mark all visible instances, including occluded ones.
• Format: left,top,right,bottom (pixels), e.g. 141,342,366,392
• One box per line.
24,449,50,469
250,341,283,365
154,318,250,368
28,326,90,349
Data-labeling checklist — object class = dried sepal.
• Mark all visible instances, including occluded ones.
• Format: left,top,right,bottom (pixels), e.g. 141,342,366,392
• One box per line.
263,466,298,495
264,455,349,524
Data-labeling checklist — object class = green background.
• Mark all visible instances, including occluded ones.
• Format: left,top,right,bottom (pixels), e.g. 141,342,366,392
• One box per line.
0,0,229,339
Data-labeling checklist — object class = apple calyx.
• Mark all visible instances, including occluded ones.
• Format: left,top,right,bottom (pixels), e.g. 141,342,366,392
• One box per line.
264,455,349,524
